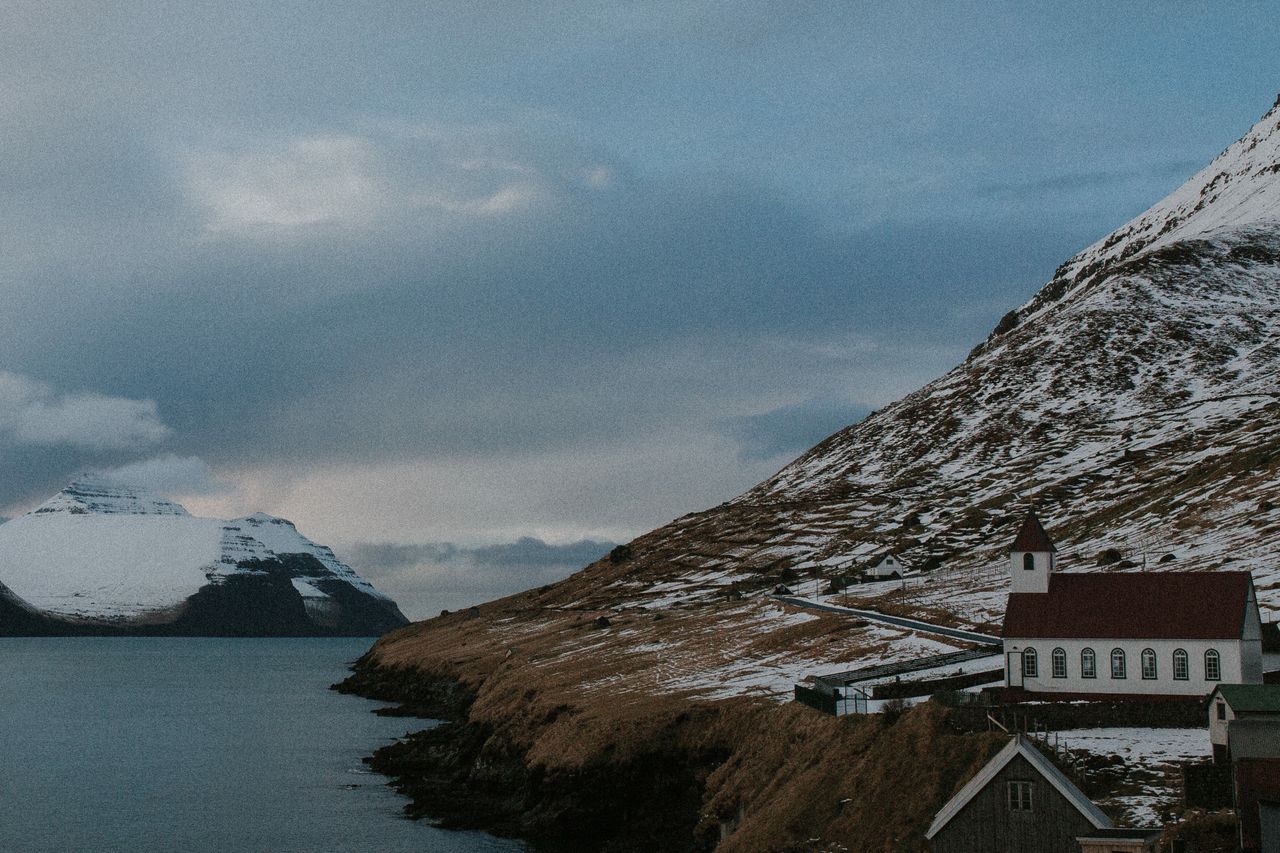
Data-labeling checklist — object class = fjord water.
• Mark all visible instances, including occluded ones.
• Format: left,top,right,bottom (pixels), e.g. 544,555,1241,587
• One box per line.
0,638,523,853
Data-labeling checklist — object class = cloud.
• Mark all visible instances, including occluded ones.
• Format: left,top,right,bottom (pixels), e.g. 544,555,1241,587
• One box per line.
0,1,1270,545
719,397,874,462
181,126,554,235
347,536,615,619
0,371,170,451
185,135,380,230
96,454,230,498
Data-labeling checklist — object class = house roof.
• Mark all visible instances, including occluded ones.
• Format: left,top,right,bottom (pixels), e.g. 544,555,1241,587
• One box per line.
860,551,904,569
1011,512,1056,553
925,735,1110,840
1210,684,1280,714
1003,571,1253,640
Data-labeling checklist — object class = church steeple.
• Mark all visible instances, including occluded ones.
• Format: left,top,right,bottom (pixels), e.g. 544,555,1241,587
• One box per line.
1009,512,1056,594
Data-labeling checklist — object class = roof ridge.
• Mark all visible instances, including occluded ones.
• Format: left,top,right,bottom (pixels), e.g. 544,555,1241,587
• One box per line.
926,735,1109,840
1011,512,1057,553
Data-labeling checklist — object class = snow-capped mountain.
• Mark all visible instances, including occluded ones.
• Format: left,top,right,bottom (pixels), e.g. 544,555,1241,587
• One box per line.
0,476,407,636
564,95,1280,629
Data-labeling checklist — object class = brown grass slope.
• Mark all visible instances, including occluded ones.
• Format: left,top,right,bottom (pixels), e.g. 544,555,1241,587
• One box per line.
350,616,1004,851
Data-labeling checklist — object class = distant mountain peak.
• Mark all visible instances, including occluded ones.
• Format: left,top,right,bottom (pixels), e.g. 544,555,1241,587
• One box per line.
1,477,406,634
28,475,191,518
240,511,296,528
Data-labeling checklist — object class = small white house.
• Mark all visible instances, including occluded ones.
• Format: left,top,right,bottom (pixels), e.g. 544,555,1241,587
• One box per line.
864,552,906,580
1001,513,1263,698
1207,684,1280,763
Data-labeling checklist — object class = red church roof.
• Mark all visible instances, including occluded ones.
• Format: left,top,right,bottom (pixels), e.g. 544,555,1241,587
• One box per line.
1011,512,1056,553
1002,571,1254,640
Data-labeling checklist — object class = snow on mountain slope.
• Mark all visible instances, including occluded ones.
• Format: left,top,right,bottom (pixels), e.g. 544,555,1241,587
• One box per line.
0,512,222,619
29,479,190,517
0,476,403,629
536,96,1280,639
230,513,389,600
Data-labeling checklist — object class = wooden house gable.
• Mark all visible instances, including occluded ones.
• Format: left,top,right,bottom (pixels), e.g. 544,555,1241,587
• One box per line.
928,736,1109,853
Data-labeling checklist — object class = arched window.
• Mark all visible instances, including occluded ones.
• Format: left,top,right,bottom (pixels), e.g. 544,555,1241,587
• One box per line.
1173,649,1189,681
1051,647,1067,679
1205,649,1221,681
1081,648,1096,679
1023,648,1038,678
1141,648,1157,680
1022,553,1035,571
1111,648,1127,679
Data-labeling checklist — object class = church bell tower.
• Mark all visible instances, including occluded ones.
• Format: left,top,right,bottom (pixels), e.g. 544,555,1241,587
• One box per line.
1009,511,1056,594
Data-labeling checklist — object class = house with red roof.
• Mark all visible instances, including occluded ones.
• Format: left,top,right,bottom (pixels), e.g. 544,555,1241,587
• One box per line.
1001,513,1263,698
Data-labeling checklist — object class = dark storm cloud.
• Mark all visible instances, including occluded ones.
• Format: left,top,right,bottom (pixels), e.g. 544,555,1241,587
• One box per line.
347,537,615,618
2,1,1278,524
351,537,615,572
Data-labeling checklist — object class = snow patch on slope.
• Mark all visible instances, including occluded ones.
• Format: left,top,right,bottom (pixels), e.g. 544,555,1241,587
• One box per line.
0,513,222,619
0,479,391,619
231,513,387,599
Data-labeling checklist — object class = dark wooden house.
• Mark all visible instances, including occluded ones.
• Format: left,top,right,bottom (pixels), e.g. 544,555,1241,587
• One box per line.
927,735,1111,853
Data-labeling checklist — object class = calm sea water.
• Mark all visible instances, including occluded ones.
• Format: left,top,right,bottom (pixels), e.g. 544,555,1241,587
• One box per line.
0,637,525,853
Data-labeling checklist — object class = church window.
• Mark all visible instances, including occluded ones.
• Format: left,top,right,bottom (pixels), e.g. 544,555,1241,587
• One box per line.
1051,648,1067,678
1081,648,1096,679
1022,553,1035,571
1173,649,1189,680
1141,648,1157,680
1205,649,1221,681
1023,648,1038,678
1111,648,1126,679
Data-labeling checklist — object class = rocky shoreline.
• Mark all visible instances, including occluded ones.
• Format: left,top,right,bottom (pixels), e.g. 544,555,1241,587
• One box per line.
332,648,1008,853
334,659,725,852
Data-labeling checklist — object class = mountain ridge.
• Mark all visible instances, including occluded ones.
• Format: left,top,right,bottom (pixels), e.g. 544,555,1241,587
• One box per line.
498,95,1280,641
0,475,407,636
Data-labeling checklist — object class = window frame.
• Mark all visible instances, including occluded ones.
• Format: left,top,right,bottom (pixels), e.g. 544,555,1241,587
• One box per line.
1140,648,1158,680
1023,647,1039,679
1051,647,1067,679
1173,649,1189,681
1111,648,1127,679
1205,649,1221,681
1007,780,1033,812
1022,553,1035,571
1081,647,1096,679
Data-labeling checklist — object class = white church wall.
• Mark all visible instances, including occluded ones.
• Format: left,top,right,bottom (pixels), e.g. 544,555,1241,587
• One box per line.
1008,549,1053,594
1002,636,1255,696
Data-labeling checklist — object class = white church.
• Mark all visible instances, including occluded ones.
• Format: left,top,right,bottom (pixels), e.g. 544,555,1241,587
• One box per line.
1001,513,1263,697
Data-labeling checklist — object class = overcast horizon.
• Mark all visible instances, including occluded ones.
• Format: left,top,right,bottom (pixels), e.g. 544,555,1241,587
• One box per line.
3,3,1278,617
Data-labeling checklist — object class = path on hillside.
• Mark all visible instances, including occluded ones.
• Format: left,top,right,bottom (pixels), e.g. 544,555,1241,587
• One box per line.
773,595,1002,647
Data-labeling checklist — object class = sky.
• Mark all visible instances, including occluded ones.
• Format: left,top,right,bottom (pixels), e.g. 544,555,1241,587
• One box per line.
1,2,1278,617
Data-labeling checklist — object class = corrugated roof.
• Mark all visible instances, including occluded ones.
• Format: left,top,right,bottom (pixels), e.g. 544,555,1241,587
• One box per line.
1212,684,1280,713
1003,571,1252,640
1011,512,1057,553
926,734,1110,840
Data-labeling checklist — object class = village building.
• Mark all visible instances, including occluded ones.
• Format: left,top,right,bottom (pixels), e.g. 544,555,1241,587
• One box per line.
1226,718,1280,853
1208,684,1280,763
926,734,1113,853
1001,513,1263,698
862,552,906,580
